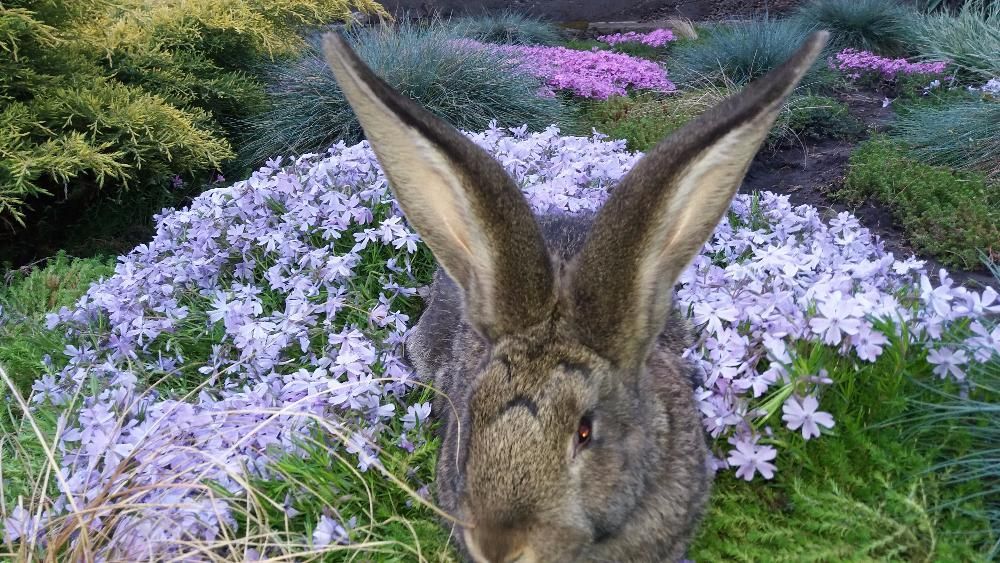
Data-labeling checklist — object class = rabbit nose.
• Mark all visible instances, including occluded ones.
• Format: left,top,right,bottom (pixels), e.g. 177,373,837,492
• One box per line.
465,523,531,563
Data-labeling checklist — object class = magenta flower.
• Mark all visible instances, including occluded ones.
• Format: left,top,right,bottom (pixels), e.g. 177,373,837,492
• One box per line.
596,29,676,47
830,49,948,82
781,396,835,440
454,40,676,99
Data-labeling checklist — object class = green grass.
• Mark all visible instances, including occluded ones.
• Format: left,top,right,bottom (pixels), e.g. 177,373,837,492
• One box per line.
793,0,920,56
772,93,864,148
561,38,669,60
580,92,699,151
892,97,1000,180
242,20,575,167
0,252,114,397
842,136,1000,269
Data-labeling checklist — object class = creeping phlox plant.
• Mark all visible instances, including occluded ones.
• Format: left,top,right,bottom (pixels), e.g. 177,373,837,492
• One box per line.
596,29,677,48
6,124,999,556
830,48,949,83
454,39,676,99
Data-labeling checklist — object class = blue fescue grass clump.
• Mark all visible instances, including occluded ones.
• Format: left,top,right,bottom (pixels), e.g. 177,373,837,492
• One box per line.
892,97,1000,180
912,0,1000,80
449,10,563,45
793,0,919,56
670,18,836,88
241,20,574,165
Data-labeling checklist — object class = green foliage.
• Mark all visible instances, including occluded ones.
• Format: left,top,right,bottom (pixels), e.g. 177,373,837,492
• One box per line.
242,20,576,165
692,323,993,561
449,10,562,45
0,252,114,396
902,354,1000,559
0,0,386,252
560,38,666,61
671,18,836,88
233,398,455,561
892,97,1000,180
842,136,1000,268
793,0,919,56
580,92,699,151
583,89,860,153
911,0,1000,80
0,253,114,509
82,0,390,138
771,93,863,147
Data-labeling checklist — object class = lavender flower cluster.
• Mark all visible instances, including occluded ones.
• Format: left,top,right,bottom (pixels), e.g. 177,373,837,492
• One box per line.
454,39,677,99
830,48,949,81
7,124,998,556
596,28,677,48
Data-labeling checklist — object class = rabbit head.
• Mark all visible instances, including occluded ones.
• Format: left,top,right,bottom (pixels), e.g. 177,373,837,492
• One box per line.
323,30,828,562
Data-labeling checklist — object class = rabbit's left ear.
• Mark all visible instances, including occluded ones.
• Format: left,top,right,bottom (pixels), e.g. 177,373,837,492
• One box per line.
322,33,555,340
570,31,829,367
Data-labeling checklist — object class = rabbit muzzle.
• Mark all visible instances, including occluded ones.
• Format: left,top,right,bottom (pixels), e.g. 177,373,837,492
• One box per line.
463,523,537,563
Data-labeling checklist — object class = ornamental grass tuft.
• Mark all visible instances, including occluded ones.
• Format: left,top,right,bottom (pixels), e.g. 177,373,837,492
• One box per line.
670,18,834,88
892,97,1000,180
449,10,562,45
793,0,919,56
242,21,574,165
911,0,1000,81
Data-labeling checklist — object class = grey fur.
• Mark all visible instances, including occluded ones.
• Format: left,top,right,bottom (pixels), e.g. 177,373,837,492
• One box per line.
323,29,830,563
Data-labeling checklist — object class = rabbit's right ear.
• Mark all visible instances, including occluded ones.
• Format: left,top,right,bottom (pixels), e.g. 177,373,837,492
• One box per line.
570,31,829,367
322,33,555,340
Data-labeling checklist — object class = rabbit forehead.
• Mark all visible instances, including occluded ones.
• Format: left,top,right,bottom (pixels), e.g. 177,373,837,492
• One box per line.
471,338,609,425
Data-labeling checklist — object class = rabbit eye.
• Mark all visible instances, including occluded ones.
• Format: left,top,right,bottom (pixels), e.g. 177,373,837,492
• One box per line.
576,416,593,448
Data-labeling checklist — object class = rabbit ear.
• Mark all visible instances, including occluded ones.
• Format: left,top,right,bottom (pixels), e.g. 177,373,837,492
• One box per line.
322,33,555,339
570,31,829,365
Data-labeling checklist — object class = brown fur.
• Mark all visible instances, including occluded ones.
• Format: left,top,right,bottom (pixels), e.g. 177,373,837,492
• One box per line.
323,30,829,562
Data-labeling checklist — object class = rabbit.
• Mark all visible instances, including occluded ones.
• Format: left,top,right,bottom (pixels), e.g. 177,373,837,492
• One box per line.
322,29,829,563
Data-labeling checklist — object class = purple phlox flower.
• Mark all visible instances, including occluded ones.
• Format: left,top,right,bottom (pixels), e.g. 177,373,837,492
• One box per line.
781,395,835,440
402,402,432,430
726,436,778,481
920,272,955,318
809,291,863,345
926,347,969,380
313,515,349,547
968,322,1000,363
852,322,889,362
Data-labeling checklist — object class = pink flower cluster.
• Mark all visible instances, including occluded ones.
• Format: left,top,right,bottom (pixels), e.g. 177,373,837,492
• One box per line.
456,39,676,99
596,28,676,47
830,48,948,81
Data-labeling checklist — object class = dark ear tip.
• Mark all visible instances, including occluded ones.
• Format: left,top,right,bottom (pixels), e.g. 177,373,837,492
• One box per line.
321,31,349,54
798,29,830,64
